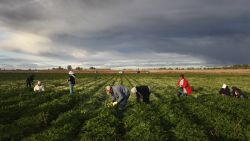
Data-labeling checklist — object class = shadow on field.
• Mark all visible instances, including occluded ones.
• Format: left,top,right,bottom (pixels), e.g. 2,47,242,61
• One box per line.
197,95,249,121
150,102,176,140
170,96,245,141
127,102,176,141
113,108,126,140
150,91,178,140
170,97,219,140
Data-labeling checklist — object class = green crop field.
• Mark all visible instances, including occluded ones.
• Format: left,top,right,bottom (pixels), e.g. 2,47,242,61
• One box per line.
0,73,249,141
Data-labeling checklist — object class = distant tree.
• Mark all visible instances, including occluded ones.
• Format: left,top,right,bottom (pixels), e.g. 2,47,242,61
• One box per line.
67,65,72,70
76,66,83,70
58,66,64,70
89,67,96,70
231,64,249,69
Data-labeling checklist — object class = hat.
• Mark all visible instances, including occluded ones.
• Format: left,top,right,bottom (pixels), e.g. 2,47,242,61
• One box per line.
37,81,41,85
131,87,137,94
105,86,111,91
222,84,227,89
105,86,111,94
69,71,74,75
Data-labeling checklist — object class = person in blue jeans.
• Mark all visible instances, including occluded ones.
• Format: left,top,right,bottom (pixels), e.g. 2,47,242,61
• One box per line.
68,71,76,94
105,85,130,110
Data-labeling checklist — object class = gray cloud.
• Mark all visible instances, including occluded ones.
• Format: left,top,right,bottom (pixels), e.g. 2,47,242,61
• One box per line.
0,0,250,68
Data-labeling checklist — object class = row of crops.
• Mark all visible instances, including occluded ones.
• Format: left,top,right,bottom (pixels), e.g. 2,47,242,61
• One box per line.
0,73,249,141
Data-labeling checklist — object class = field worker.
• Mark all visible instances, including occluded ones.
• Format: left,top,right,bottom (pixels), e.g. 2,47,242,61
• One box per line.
177,74,192,96
34,81,45,92
26,74,34,89
68,71,76,94
231,86,245,99
131,86,151,103
219,84,230,96
105,85,130,110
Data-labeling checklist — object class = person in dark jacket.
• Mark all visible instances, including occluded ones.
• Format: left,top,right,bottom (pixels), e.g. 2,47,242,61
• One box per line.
219,84,230,96
26,74,34,89
105,85,130,110
68,71,76,94
131,86,151,103
231,86,245,99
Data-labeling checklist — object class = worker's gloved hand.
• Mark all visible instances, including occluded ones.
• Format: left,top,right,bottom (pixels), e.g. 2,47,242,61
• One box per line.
112,101,118,106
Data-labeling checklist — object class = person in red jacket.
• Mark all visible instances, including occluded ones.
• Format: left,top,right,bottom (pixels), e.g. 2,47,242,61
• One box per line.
177,74,192,96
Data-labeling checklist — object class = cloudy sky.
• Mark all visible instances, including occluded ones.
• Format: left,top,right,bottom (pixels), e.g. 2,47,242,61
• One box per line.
0,0,250,69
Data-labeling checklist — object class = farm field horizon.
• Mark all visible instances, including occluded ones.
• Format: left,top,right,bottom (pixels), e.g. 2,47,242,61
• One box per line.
0,73,249,141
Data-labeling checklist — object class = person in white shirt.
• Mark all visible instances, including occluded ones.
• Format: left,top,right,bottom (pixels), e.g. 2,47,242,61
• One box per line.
34,81,45,92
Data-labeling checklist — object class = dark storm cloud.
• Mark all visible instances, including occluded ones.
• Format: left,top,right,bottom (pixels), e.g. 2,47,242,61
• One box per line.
0,0,250,68
0,0,49,32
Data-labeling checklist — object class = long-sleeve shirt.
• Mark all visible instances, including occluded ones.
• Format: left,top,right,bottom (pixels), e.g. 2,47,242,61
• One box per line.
34,85,45,92
111,85,130,104
177,78,189,88
26,75,34,84
135,86,150,103
219,87,230,96
136,86,150,95
68,75,75,85
177,78,192,95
